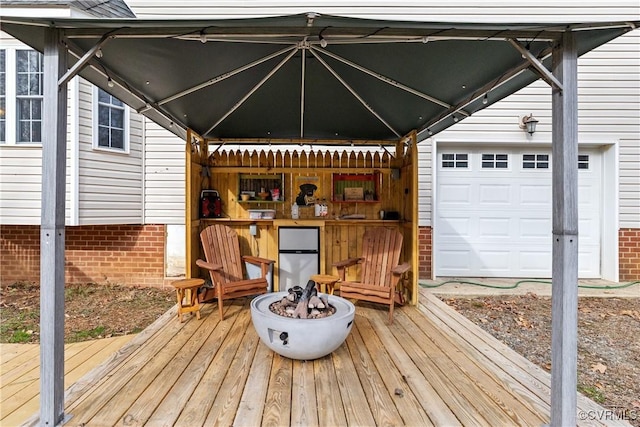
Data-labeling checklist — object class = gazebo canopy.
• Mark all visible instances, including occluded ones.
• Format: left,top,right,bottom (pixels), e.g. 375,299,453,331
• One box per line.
1,14,635,143
1,13,638,427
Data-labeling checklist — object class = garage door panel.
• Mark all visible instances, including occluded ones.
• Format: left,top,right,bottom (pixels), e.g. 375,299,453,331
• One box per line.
519,184,551,207
579,183,599,209
476,250,512,273
578,246,600,277
438,217,471,238
519,250,552,275
438,249,473,273
439,184,472,206
436,148,601,278
579,218,598,241
478,184,511,206
478,218,511,238
520,218,551,238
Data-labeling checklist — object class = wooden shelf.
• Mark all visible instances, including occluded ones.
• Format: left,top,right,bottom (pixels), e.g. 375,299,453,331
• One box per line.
238,200,285,204
238,174,284,203
332,172,380,203
332,200,380,204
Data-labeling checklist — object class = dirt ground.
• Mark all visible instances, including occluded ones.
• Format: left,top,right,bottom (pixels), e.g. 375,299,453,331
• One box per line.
444,294,640,426
0,282,175,343
1,282,638,425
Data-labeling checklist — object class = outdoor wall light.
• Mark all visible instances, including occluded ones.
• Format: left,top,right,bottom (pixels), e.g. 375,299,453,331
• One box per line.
520,113,539,135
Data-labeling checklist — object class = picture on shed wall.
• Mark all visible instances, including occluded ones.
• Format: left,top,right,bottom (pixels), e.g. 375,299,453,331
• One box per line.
295,176,320,206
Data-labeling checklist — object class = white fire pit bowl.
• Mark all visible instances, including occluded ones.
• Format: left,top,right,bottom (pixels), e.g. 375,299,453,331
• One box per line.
250,291,355,360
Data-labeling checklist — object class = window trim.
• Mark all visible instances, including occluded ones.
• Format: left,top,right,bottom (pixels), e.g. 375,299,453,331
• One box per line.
92,85,130,154
441,152,470,169
522,153,550,170
0,47,45,146
480,153,510,170
15,49,44,144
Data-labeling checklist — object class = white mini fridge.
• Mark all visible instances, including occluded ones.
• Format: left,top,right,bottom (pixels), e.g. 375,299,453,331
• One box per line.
278,227,320,291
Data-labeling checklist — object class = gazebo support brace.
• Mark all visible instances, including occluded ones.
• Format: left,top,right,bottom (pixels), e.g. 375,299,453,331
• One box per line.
550,30,579,427
40,28,69,427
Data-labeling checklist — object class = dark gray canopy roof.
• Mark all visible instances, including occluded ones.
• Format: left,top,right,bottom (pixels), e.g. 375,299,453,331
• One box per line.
1,14,636,143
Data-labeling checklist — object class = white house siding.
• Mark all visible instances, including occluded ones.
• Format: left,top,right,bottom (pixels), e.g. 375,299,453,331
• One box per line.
143,121,186,225
127,1,639,22
0,33,74,225
0,28,146,226
76,80,144,225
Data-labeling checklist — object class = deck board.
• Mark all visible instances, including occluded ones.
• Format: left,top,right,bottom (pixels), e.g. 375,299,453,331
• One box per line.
0,335,134,426
13,290,630,427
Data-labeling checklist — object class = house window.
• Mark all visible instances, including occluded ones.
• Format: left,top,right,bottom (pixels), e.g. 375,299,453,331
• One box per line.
523,154,549,169
482,153,508,168
16,50,43,143
94,87,128,152
442,153,468,168
578,154,589,170
0,50,5,143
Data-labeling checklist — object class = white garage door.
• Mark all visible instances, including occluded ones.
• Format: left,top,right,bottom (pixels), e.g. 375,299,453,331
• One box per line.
435,147,601,278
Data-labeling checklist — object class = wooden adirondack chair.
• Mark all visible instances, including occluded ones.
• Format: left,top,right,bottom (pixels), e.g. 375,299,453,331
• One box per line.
334,227,410,323
196,224,274,320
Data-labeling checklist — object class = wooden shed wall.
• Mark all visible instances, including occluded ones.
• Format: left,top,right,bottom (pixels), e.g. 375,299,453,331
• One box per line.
185,135,418,302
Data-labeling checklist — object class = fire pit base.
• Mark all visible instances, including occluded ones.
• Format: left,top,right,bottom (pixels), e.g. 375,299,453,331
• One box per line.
250,291,355,360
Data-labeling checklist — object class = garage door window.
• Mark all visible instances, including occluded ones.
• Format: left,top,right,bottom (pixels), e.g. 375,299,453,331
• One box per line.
578,155,589,170
442,153,468,168
523,154,549,169
481,153,508,168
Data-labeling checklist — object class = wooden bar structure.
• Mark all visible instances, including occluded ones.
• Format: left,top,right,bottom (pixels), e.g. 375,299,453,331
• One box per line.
185,131,419,303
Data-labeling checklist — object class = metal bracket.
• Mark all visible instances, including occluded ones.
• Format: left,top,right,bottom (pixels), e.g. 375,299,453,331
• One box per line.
508,39,563,92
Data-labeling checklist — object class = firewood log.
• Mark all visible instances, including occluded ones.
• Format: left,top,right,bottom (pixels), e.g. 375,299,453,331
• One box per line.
308,295,322,309
292,281,317,318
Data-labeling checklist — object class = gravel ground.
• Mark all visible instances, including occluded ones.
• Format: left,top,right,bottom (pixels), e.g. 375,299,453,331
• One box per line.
443,294,640,426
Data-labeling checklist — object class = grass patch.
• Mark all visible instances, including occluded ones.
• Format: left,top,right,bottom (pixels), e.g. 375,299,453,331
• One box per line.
69,326,106,343
578,384,605,403
9,330,34,343
0,310,39,343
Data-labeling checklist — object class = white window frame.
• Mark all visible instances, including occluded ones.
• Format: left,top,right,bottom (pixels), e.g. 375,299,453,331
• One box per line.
92,85,130,154
15,49,44,144
480,153,509,169
0,47,45,146
522,153,550,170
440,152,469,169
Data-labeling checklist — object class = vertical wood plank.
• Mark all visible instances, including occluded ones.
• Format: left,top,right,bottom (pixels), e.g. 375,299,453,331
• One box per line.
40,27,68,427
550,30,579,427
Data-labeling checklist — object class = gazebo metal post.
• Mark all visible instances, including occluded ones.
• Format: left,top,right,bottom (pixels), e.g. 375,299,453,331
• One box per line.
550,30,579,427
40,27,68,427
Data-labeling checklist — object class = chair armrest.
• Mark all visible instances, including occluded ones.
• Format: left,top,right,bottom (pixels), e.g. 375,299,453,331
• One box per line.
391,263,411,275
332,257,362,268
196,259,223,271
243,255,275,266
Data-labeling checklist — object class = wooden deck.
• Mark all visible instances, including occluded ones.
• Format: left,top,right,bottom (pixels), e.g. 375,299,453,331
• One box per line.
14,289,629,427
1,335,135,426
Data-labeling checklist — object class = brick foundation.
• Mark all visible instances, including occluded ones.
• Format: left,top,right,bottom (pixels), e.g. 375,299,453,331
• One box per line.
0,224,167,288
417,226,432,279
619,228,640,281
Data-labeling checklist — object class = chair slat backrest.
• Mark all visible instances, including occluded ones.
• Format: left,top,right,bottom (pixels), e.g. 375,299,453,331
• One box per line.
200,225,244,284
360,227,403,287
